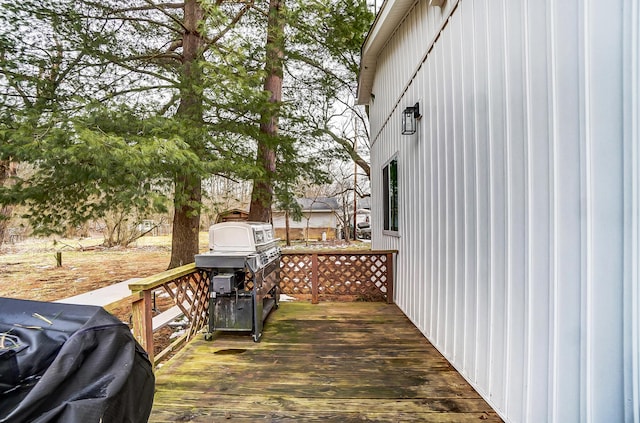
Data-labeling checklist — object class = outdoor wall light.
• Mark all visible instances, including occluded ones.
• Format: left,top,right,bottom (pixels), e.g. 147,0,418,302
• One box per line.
402,103,420,135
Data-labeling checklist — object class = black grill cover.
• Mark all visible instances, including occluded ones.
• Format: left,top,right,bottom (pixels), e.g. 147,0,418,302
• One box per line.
0,298,154,422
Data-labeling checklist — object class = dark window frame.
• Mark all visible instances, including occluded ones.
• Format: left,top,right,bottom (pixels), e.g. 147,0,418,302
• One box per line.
382,157,399,234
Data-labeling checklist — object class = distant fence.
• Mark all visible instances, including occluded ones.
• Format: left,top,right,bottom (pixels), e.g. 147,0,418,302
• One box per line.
4,227,26,244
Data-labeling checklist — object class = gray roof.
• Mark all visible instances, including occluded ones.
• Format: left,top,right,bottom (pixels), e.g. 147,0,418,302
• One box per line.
298,197,340,212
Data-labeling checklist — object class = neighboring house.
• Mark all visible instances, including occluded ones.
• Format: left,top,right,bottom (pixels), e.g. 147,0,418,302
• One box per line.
272,197,340,241
358,1,639,423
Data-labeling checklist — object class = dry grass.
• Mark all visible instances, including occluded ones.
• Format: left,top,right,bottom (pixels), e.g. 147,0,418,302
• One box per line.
0,233,369,302
0,234,204,302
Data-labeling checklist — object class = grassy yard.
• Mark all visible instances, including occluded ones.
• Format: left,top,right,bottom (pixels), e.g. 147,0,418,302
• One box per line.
0,233,370,302
0,234,190,302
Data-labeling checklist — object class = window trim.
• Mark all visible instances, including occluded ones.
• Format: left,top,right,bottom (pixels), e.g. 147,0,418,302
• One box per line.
382,155,399,236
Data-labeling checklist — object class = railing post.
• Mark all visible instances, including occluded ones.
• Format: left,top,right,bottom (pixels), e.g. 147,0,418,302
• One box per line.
386,252,394,304
311,253,319,304
132,290,154,364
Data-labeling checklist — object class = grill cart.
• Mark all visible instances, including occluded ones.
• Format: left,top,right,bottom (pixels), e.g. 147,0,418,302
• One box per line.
195,222,281,342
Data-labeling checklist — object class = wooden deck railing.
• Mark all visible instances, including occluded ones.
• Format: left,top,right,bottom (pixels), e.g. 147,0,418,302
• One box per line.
280,250,396,304
124,250,396,365
127,264,209,365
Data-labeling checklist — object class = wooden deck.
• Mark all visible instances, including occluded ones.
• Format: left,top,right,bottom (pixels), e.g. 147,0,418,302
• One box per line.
150,301,502,422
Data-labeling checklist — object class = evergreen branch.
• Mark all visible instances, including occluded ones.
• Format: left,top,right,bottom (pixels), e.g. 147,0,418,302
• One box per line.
112,2,185,13
98,84,177,102
98,57,179,85
158,94,180,115
165,39,183,53
55,52,88,89
77,3,184,35
204,0,255,51
82,0,186,32
0,66,34,107
111,15,184,35
74,12,183,35
128,52,183,64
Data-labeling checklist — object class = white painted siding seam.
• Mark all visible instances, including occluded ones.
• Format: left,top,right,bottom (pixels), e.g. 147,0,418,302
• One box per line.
631,1,640,420
580,0,591,420
470,0,483,388
545,1,559,420
522,0,540,421
502,0,515,415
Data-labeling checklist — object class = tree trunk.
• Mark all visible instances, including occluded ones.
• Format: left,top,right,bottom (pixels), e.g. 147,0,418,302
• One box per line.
285,209,290,246
0,205,11,247
168,0,205,268
0,161,17,247
248,0,285,223
342,197,350,243
170,174,202,267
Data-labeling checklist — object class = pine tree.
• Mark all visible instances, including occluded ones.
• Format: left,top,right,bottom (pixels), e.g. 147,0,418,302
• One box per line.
248,0,285,223
0,0,261,267
0,0,374,264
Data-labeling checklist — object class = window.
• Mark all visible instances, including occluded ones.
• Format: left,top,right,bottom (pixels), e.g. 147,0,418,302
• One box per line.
383,158,398,233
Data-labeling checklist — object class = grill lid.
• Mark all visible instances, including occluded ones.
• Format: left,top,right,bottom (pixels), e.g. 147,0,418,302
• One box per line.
208,222,277,253
195,221,280,270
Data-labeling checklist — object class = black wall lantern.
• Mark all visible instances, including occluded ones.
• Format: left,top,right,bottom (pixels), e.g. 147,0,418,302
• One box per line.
402,102,420,135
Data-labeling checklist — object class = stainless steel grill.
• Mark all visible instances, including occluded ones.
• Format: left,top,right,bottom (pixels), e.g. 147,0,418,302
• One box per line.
195,222,280,342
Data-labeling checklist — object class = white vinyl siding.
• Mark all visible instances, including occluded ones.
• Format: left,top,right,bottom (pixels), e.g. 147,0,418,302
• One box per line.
366,0,640,422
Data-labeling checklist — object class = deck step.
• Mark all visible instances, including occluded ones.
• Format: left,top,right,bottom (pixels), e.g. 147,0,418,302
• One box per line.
152,305,187,331
55,279,141,307
57,281,190,331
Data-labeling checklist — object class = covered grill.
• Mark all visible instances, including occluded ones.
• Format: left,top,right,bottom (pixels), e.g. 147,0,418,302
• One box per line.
195,222,280,342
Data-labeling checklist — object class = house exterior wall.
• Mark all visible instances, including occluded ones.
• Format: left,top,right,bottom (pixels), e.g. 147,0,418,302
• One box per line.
272,211,338,240
364,0,639,422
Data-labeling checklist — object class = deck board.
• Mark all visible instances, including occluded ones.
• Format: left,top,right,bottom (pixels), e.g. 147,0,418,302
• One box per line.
150,301,502,422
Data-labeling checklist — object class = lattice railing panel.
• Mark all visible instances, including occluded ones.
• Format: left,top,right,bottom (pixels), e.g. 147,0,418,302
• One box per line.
317,254,389,301
279,254,313,294
159,269,209,341
280,251,395,303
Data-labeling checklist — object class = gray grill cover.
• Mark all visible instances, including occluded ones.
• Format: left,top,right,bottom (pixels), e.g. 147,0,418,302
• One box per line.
0,298,154,423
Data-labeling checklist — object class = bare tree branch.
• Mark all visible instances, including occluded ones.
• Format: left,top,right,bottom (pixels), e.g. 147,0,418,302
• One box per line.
317,127,370,178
